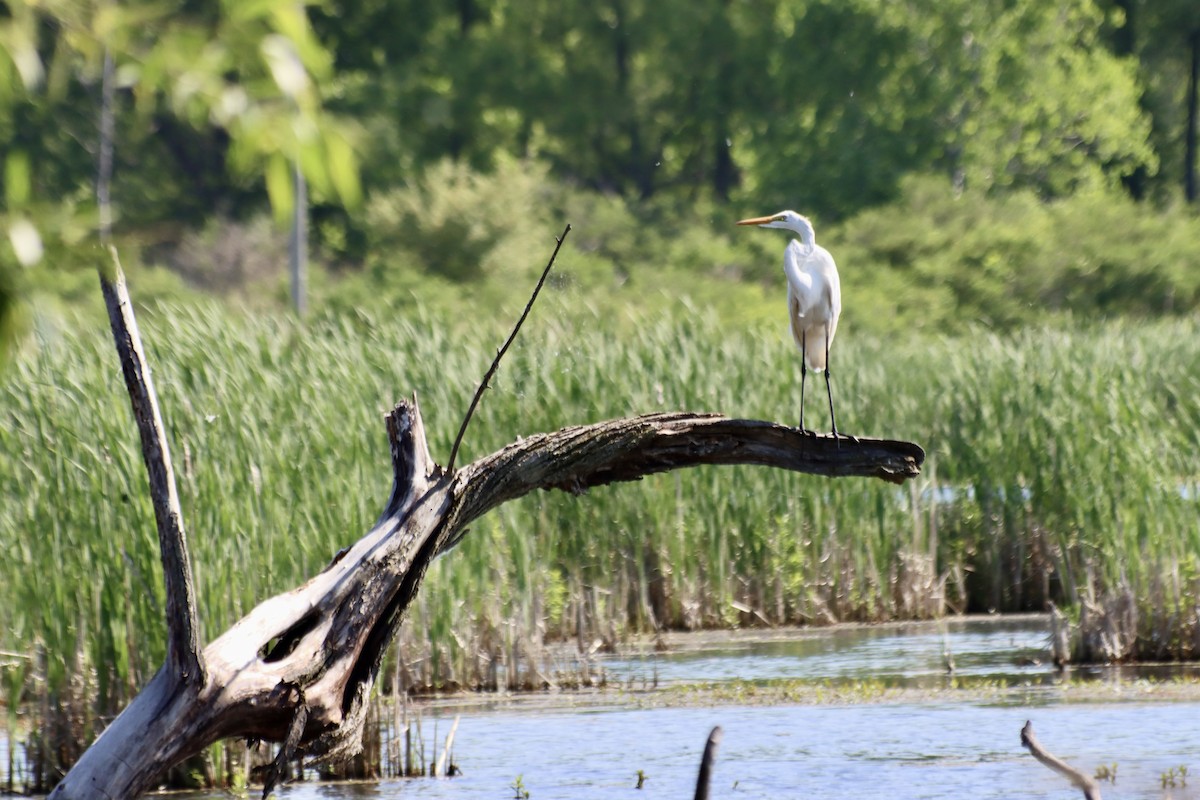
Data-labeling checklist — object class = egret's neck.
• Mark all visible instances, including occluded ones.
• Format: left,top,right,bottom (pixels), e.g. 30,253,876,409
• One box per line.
793,228,815,255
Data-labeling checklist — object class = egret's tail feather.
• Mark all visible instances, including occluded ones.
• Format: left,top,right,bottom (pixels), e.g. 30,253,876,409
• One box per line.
789,303,831,372
802,332,828,372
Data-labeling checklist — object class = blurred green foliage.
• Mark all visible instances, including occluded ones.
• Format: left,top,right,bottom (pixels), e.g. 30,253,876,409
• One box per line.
829,175,1200,335
299,166,1200,343
0,0,359,282
2,0,1197,295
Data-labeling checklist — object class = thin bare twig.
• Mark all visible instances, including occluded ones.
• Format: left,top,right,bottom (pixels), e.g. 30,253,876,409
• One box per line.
1020,721,1101,800
447,223,571,471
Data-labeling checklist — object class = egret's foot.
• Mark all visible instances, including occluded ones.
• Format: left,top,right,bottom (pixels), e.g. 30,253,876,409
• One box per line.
830,429,860,445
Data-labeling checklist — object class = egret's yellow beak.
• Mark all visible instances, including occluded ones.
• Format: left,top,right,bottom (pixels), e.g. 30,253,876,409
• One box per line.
735,215,781,226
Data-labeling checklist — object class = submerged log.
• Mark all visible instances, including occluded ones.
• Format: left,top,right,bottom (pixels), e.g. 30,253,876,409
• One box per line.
49,398,922,799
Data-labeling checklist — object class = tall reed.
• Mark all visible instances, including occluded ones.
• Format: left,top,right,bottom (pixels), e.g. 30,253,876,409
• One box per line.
2,301,1197,787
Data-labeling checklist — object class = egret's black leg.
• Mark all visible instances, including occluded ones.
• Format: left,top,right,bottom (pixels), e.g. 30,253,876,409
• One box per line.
824,326,839,440
799,331,809,434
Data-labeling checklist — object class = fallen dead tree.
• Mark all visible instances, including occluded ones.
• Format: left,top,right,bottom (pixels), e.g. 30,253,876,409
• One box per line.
50,397,922,799
48,241,923,799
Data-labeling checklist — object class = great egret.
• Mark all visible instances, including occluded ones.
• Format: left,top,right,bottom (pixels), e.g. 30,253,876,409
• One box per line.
736,210,842,436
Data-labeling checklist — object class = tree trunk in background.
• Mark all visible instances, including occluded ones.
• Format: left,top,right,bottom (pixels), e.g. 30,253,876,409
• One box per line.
710,0,738,201
609,0,653,199
1186,28,1199,203
1110,0,1135,56
289,160,307,315
712,122,738,201
1112,0,1147,200
457,0,477,34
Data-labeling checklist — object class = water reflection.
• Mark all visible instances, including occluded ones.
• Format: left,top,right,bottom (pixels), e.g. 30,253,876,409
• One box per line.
599,614,1200,688
600,615,1052,687
304,783,387,798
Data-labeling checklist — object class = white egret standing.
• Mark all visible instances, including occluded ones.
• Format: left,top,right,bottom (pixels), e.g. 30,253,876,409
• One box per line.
736,211,842,436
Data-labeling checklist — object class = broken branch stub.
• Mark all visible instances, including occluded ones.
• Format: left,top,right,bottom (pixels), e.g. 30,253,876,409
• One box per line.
99,251,205,687
694,726,723,800
50,397,922,799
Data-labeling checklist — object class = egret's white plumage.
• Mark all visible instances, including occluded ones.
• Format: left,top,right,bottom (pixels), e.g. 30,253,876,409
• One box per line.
737,210,843,435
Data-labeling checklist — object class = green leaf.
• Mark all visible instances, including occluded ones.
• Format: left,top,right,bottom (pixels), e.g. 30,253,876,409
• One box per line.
4,150,30,209
325,131,361,208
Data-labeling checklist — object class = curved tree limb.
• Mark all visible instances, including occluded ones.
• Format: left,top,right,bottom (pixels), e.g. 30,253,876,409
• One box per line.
444,412,923,553
50,396,923,799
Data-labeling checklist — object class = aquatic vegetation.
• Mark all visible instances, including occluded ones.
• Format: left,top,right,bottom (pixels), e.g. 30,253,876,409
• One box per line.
1,304,1198,788
1162,765,1188,788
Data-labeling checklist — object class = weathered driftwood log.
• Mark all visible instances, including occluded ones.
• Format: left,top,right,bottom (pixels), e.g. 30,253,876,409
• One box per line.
1020,720,1102,800
49,397,922,799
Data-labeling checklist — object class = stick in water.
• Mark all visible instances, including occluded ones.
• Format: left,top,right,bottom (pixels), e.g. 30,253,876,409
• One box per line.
1020,721,1102,800
694,726,723,800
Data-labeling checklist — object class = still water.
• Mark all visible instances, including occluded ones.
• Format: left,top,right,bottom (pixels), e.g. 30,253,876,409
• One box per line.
228,616,1200,799
266,703,1199,800
14,616,1200,798
597,614,1055,686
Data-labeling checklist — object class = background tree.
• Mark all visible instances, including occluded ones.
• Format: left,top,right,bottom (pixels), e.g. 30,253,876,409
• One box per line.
1096,0,1200,201
0,0,1190,323
0,0,359,282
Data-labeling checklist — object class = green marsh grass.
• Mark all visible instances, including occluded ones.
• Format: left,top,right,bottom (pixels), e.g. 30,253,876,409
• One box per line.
2,301,1199,786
